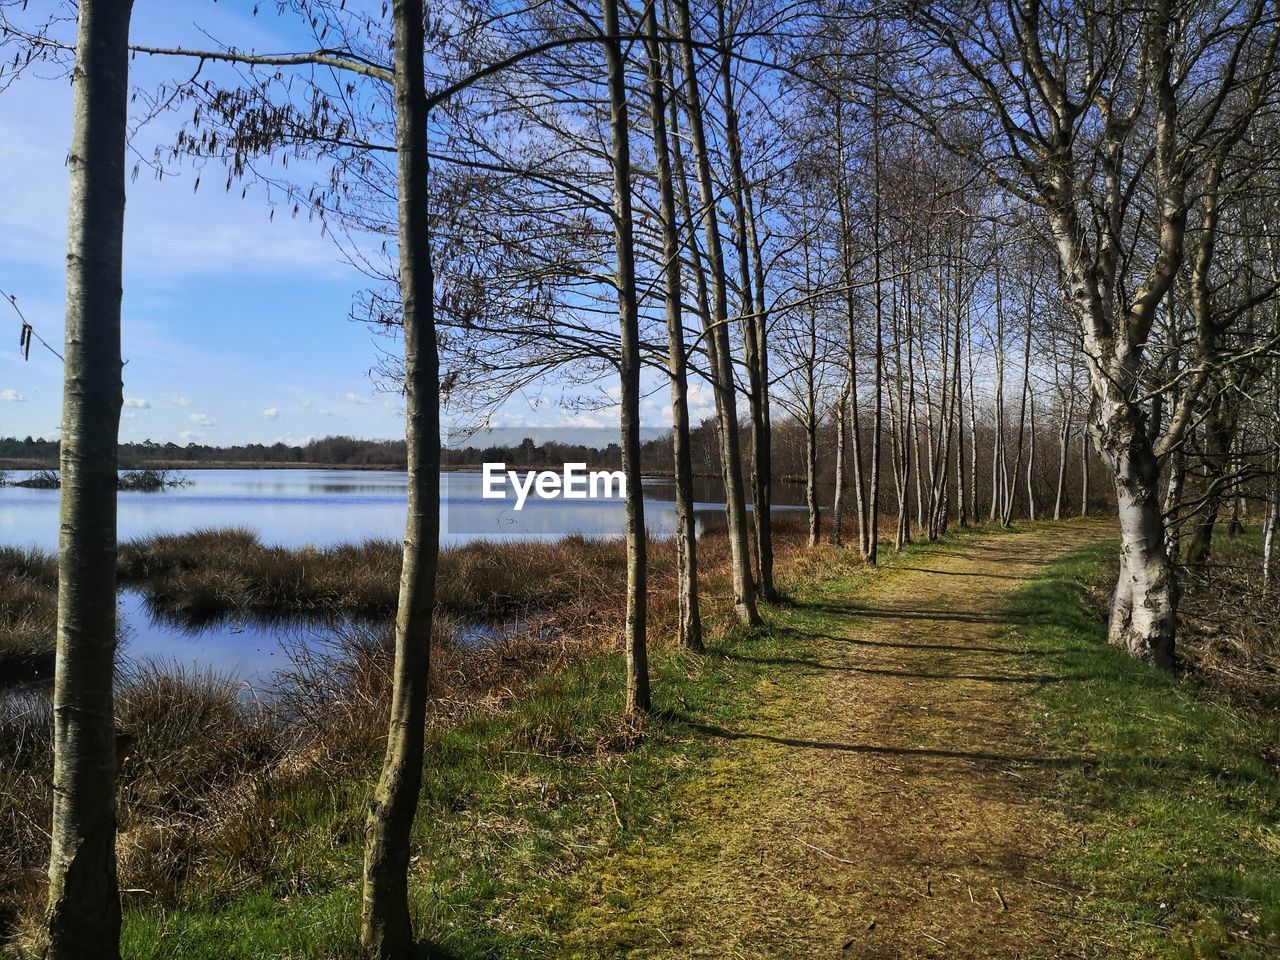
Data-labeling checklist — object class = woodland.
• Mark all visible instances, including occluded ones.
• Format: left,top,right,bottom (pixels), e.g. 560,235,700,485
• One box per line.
3,0,1280,957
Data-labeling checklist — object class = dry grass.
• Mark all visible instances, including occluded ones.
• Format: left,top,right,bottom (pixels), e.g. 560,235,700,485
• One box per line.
1173,531,1280,709
0,547,58,683
0,666,285,938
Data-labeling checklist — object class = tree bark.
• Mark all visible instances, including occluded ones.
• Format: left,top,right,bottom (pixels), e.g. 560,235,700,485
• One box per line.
1107,433,1177,669
46,3,134,957
360,2,441,954
831,389,846,545
742,178,777,597
643,0,702,651
601,0,650,713
1080,432,1091,516
673,0,758,624
866,75,885,561
714,0,775,601
1182,390,1233,568
1026,392,1038,521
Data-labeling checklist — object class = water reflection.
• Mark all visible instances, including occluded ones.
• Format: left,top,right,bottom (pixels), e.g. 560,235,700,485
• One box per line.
117,589,303,684
2,468,811,684
1,468,809,551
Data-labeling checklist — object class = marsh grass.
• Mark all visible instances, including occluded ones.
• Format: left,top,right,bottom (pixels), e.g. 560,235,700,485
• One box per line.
0,547,58,682
0,665,286,942
0,514,833,950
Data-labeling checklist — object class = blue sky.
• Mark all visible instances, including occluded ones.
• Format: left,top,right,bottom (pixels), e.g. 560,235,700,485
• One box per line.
0,1,711,447
0,1,414,445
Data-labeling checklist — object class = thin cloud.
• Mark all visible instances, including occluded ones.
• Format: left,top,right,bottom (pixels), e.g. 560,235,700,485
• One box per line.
123,397,150,409
171,395,192,407
0,388,25,402
262,407,281,420
188,413,215,427
344,392,371,405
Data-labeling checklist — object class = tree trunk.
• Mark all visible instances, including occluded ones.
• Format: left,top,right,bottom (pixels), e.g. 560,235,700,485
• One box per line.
1080,432,1091,516
360,3,441,954
1183,392,1233,569
673,0,758,624
1107,434,1177,669
643,0,702,651
602,0,650,713
1053,375,1074,521
45,3,134,957
1026,393,1038,521
805,409,820,547
742,178,777,598
831,390,846,545
965,304,979,525
1003,276,1033,526
991,255,1007,522
1264,468,1279,594
866,78,884,563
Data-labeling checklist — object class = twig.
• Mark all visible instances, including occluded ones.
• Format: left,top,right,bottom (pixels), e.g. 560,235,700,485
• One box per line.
2,286,63,362
603,785,624,831
793,836,856,866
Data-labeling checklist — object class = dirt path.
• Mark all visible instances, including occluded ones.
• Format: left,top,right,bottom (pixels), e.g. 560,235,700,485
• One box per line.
567,521,1113,959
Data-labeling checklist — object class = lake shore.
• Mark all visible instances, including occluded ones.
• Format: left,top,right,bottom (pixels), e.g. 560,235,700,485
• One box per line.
0,513,833,943
0,459,726,479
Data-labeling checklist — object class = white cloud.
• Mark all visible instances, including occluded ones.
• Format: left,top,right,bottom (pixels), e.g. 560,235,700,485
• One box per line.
178,430,202,442
188,413,215,427
171,395,192,407
344,392,371,405
0,63,346,282
0,388,25,402
123,397,150,409
262,407,280,420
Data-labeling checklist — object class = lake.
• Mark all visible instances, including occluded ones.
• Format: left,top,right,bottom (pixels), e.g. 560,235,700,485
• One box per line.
0,468,804,550
1,468,807,683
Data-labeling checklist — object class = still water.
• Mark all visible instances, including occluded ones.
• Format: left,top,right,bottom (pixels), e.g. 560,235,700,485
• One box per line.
2,468,805,683
0,468,803,550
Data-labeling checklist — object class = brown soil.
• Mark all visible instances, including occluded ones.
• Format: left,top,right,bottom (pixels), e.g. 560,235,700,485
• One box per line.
565,521,1114,959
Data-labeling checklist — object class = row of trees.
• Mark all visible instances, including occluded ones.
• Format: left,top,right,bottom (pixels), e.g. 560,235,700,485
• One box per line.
6,0,1280,957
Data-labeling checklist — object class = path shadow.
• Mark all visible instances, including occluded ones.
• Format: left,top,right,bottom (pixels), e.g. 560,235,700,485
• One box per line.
773,626,1059,657
687,722,1093,769
894,566,1030,581
723,652,1077,684
801,601,1032,626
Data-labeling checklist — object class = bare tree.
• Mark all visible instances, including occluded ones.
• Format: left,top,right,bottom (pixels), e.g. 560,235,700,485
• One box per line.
39,3,134,957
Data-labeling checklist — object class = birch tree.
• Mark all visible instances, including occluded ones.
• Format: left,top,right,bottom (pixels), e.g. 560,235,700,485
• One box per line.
45,3,133,956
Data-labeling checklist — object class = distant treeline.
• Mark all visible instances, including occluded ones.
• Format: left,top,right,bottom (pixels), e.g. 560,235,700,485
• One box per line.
0,435,411,467
0,434,682,471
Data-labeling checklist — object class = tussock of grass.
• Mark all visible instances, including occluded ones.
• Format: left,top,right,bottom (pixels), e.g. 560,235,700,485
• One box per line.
0,546,58,682
1015,540,1280,958
0,515,826,949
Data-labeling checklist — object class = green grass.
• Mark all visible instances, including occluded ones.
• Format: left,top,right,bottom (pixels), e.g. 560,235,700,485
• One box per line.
24,524,1278,958
1012,539,1280,958
116,613,810,958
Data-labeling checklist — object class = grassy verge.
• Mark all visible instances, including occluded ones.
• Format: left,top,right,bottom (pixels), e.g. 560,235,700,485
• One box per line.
106,528,985,959
114,607,806,958
1013,540,1280,958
